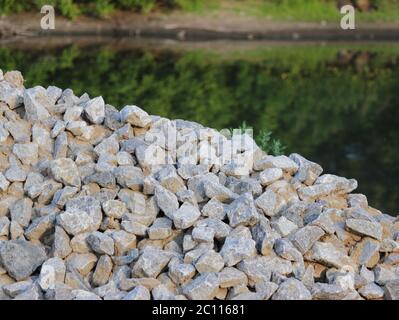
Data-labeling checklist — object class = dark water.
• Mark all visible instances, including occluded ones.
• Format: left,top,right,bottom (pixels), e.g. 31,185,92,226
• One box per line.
1,41,398,215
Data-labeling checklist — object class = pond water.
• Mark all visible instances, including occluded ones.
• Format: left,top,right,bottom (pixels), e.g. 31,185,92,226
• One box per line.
1,40,398,216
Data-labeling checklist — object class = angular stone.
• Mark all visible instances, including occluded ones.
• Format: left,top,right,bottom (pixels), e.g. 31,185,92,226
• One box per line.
358,283,384,299
10,198,32,227
148,218,173,240
272,278,311,300
38,179,63,205
201,197,225,220
66,253,97,276
87,231,115,255
123,285,151,300
113,165,144,191
274,238,303,262
272,216,298,237
94,133,119,156
227,192,259,228
384,279,399,300
154,185,179,219
182,273,219,300
39,257,66,290
84,172,115,188
4,165,27,182
32,122,53,155
220,226,257,267
195,251,225,273
118,190,147,216
92,255,113,287
192,226,215,243
154,165,186,194
195,218,232,240
351,237,380,268
12,143,38,166
53,226,72,259
176,189,197,205
65,196,102,232
53,132,68,159
58,210,93,236
3,280,33,298
4,70,24,87
309,241,355,269
168,263,196,285
259,168,283,186
290,226,325,254
121,220,147,236
0,216,10,237
346,218,383,240
347,194,368,209
255,189,278,217
290,153,323,185
84,96,105,124
120,105,151,127
0,239,47,281
132,247,172,278
172,202,201,230
218,267,248,288
309,210,335,234
311,283,349,300
23,86,51,121
0,173,10,192
118,276,159,291
187,173,219,203
4,119,30,143
298,174,358,201
255,281,279,300
25,214,56,241
374,265,398,285
236,256,273,285
152,284,176,300
255,155,299,174
52,186,79,208
204,180,238,203
24,172,44,199
50,158,81,187
102,200,127,219
0,81,23,109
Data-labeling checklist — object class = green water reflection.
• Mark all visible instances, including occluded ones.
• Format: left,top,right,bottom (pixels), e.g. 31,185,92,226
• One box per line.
1,43,398,215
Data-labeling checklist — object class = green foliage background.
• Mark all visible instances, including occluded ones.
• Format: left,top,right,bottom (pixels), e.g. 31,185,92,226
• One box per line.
0,44,398,215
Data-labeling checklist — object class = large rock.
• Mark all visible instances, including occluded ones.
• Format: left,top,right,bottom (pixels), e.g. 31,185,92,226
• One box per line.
290,153,323,185
84,96,105,124
182,273,219,300
0,240,47,281
272,278,312,300
220,227,257,266
346,218,383,240
120,105,151,127
172,202,201,230
23,86,51,121
227,192,259,227
132,247,172,278
50,158,81,188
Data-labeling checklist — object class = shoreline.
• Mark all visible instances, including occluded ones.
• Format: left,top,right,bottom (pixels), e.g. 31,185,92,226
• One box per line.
2,12,399,41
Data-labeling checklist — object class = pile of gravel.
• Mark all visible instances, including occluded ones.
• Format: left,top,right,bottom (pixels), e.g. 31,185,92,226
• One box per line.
0,69,398,300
